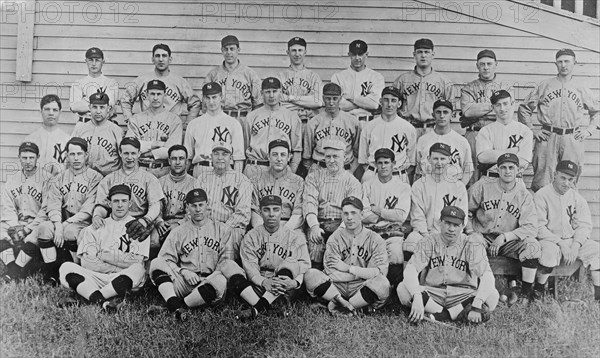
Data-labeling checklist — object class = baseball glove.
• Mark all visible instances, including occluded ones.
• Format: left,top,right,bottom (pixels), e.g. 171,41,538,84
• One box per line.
457,303,491,323
7,225,26,242
125,219,154,242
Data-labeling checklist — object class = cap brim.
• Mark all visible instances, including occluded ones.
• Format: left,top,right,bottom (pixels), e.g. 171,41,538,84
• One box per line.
441,216,464,225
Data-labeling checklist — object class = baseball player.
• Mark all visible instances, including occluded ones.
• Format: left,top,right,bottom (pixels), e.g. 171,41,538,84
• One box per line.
194,141,252,260
204,35,262,130
393,38,454,138
58,184,149,311
533,160,600,301
184,82,245,177
476,90,533,179
71,92,123,176
91,138,165,256
303,83,361,175
244,77,302,178
121,43,201,124
1,142,47,280
248,140,304,233
303,139,362,268
361,148,411,287
69,47,120,124
404,143,468,262
518,48,599,192
148,188,233,321
359,86,417,184
304,196,390,315
150,145,197,251
460,49,513,183
24,94,70,176
33,137,103,282
415,100,472,186
331,40,385,125
220,194,310,321
468,153,541,302
398,206,499,323
126,79,183,178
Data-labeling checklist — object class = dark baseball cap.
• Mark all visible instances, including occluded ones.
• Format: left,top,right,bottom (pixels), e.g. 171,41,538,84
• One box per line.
260,195,282,207
490,90,511,104
349,40,368,55
262,77,281,90
152,43,171,56
477,49,496,61
374,148,395,161
19,141,39,155
120,137,141,150
203,82,222,96
497,153,519,167
288,37,306,48
85,47,104,59
341,196,364,210
556,160,578,177
221,35,239,47
381,86,401,99
108,184,131,199
89,92,109,105
67,137,88,153
185,188,208,204
268,139,290,152
440,205,465,225
433,99,453,111
429,142,451,157
556,48,576,59
147,80,166,92
323,83,342,96
414,38,434,50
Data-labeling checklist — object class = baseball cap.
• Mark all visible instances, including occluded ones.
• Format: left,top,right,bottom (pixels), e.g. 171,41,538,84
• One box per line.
433,99,453,111
374,148,395,161
185,188,208,204
202,82,222,96
556,48,576,59
260,195,282,207
477,49,496,61
85,47,104,59
497,153,519,167
66,137,88,153
322,139,345,151
323,83,342,96
429,142,451,157
268,139,290,153
89,92,109,105
262,77,281,90
147,80,166,92
221,35,239,47
341,196,364,210
414,38,434,50
288,37,307,48
120,137,141,150
212,141,232,153
152,43,171,56
556,160,578,177
490,90,511,104
381,86,401,99
108,184,131,199
19,141,39,155
440,205,465,225
349,40,368,55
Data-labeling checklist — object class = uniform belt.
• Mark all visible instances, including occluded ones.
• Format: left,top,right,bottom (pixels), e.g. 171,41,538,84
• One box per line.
225,110,249,118
319,161,351,170
246,159,270,166
357,115,375,121
367,165,406,175
411,120,435,129
542,124,575,135
195,161,213,167
138,160,168,169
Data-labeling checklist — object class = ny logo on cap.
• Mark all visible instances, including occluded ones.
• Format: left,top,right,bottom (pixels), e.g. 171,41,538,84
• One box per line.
153,80,158,85
568,163,573,168
356,43,361,48
91,49,97,53
194,191,200,197
494,91,501,96
450,210,457,216
207,84,212,89
294,37,299,41
268,79,274,83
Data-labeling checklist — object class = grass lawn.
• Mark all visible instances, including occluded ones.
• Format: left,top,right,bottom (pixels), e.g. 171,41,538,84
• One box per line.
1,273,599,358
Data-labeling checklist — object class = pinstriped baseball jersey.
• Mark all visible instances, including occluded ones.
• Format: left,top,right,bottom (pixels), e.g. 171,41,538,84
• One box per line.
410,176,468,235
159,173,197,221
24,127,70,175
362,176,411,225
194,169,252,230
476,120,533,172
303,170,362,220
95,168,165,219
460,77,513,123
1,169,46,229
69,74,120,120
277,66,323,113
249,168,304,220
121,72,201,120
158,219,232,274
184,112,246,164
241,225,310,286
46,167,103,224
468,179,537,239
245,106,303,161
331,67,385,117
359,115,417,170
204,62,262,110
71,120,123,176
393,68,454,123
303,111,360,164
416,130,472,180
126,110,183,160
410,233,490,290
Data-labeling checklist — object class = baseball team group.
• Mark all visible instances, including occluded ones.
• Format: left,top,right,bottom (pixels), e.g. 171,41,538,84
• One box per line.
1,34,599,325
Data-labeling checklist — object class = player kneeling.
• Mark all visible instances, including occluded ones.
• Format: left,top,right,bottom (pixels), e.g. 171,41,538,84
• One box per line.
148,189,232,321
397,206,499,324
304,196,390,315
220,195,310,321
58,185,149,312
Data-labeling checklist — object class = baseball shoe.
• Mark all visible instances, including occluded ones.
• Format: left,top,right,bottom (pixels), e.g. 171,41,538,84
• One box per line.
327,301,355,317
309,300,328,311
101,297,124,314
146,305,167,316
174,308,190,322
333,294,356,316
57,296,81,309
42,274,59,287
234,307,258,322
